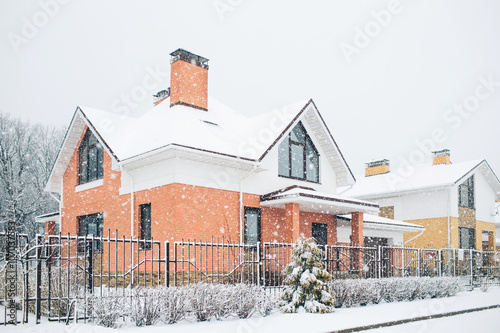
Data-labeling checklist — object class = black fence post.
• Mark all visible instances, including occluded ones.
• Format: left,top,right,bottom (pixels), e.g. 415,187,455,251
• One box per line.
35,235,43,324
87,239,93,293
23,245,29,324
165,242,170,287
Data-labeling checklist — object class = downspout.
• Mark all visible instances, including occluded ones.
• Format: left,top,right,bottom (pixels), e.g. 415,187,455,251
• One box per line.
50,189,62,233
403,229,425,246
120,167,134,239
337,184,354,196
447,185,452,248
239,165,258,243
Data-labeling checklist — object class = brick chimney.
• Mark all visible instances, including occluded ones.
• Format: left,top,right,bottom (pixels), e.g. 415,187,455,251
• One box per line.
169,48,209,111
365,159,390,177
432,149,451,165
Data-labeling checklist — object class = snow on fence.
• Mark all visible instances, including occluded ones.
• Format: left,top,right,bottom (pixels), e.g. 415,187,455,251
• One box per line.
1,231,500,324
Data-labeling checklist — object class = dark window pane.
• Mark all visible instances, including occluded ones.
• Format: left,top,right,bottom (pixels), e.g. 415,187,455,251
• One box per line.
291,143,304,178
459,227,475,249
89,132,97,146
78,216,87,235
291,123,306,143
88,146,98,181
79,144,88,184
77,213,103,252
141,204,151,249
458,176,475,209
244,207,261,245
78,129,104,185
312,223,328,246
278,136,290,177
97,143,104,179
306,138,319,182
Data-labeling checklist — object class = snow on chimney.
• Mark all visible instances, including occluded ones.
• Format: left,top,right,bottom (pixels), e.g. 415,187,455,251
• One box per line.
365,159,390,177
169,48,209,111
432,149,451,165
153,88,170,106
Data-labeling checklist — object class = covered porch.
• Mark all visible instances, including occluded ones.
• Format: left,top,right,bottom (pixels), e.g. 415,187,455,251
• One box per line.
259,186,379,246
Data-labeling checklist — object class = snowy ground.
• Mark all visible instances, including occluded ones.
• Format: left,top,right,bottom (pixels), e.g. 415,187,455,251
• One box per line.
3,287,499,333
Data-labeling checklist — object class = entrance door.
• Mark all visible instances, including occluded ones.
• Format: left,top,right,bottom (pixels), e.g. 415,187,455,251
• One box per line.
312,223,328,246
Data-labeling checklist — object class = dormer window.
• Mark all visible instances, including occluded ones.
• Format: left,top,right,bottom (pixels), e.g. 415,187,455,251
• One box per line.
278,121,320,183
78,129,104,184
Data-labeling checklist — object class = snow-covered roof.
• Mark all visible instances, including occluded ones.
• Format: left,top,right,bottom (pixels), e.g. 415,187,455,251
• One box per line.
46,97,355,192
81,97,288,162
260,186,379,215
339,214,425,232
342,160,500,200
35,211,60,223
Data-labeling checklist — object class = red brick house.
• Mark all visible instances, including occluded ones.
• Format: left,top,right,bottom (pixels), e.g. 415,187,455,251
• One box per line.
44,49,419,249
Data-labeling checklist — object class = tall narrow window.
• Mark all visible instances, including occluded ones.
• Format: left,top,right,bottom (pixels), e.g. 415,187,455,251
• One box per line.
244,207,261,246
278,122,320,182
140,203,151,249
77,212,103,252
458,176,474,209
459,227,475,249
78,129,104,185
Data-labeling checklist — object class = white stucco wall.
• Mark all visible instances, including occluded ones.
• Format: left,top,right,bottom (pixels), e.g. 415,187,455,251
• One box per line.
474,171,497,223
366,189,450,221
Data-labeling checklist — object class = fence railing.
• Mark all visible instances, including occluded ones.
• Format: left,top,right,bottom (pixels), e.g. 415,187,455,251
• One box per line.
1,232,500,324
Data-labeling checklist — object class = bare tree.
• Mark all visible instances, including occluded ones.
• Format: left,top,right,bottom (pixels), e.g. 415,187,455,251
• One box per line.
0,112,64,238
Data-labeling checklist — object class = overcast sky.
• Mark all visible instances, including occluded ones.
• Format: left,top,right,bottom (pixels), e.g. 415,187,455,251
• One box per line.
1,0,499,177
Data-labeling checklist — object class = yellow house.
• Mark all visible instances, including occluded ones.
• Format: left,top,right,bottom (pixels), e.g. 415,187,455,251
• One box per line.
343,150,500,251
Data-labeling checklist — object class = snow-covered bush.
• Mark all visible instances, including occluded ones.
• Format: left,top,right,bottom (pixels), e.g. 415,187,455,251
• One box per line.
82,283,278,327
328,277,463,308
231,284,265,319
131,287,163,326
281,238,334,313
84,290,127,328
188,283,215,322
161,286,189,324
259,291,279,317
187,283,274,321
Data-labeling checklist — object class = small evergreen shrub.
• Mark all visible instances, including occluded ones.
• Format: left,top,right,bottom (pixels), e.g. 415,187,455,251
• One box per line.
281,238,334,313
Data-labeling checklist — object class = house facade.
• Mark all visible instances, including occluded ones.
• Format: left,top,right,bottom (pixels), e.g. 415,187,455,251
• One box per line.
44,49,421,249
343,150,500,251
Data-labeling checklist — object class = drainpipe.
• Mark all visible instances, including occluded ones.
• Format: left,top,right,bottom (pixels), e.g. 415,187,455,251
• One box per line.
447,186,452,248
337,185,354,196
50,188,62,233
120,167,134,239
403,229,425,246
239,165,258,243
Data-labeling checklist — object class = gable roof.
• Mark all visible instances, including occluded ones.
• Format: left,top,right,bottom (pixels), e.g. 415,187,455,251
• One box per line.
342,160,500,200
46,97,355,192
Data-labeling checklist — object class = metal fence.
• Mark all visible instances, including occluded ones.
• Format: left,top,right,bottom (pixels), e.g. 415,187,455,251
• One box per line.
2,232,500,325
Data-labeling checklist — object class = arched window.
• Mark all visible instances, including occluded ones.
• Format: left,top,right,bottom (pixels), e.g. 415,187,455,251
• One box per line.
78,129,104,184
278,122,320,183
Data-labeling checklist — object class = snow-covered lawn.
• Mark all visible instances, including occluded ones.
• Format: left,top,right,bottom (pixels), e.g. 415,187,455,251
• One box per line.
4,287,500,333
